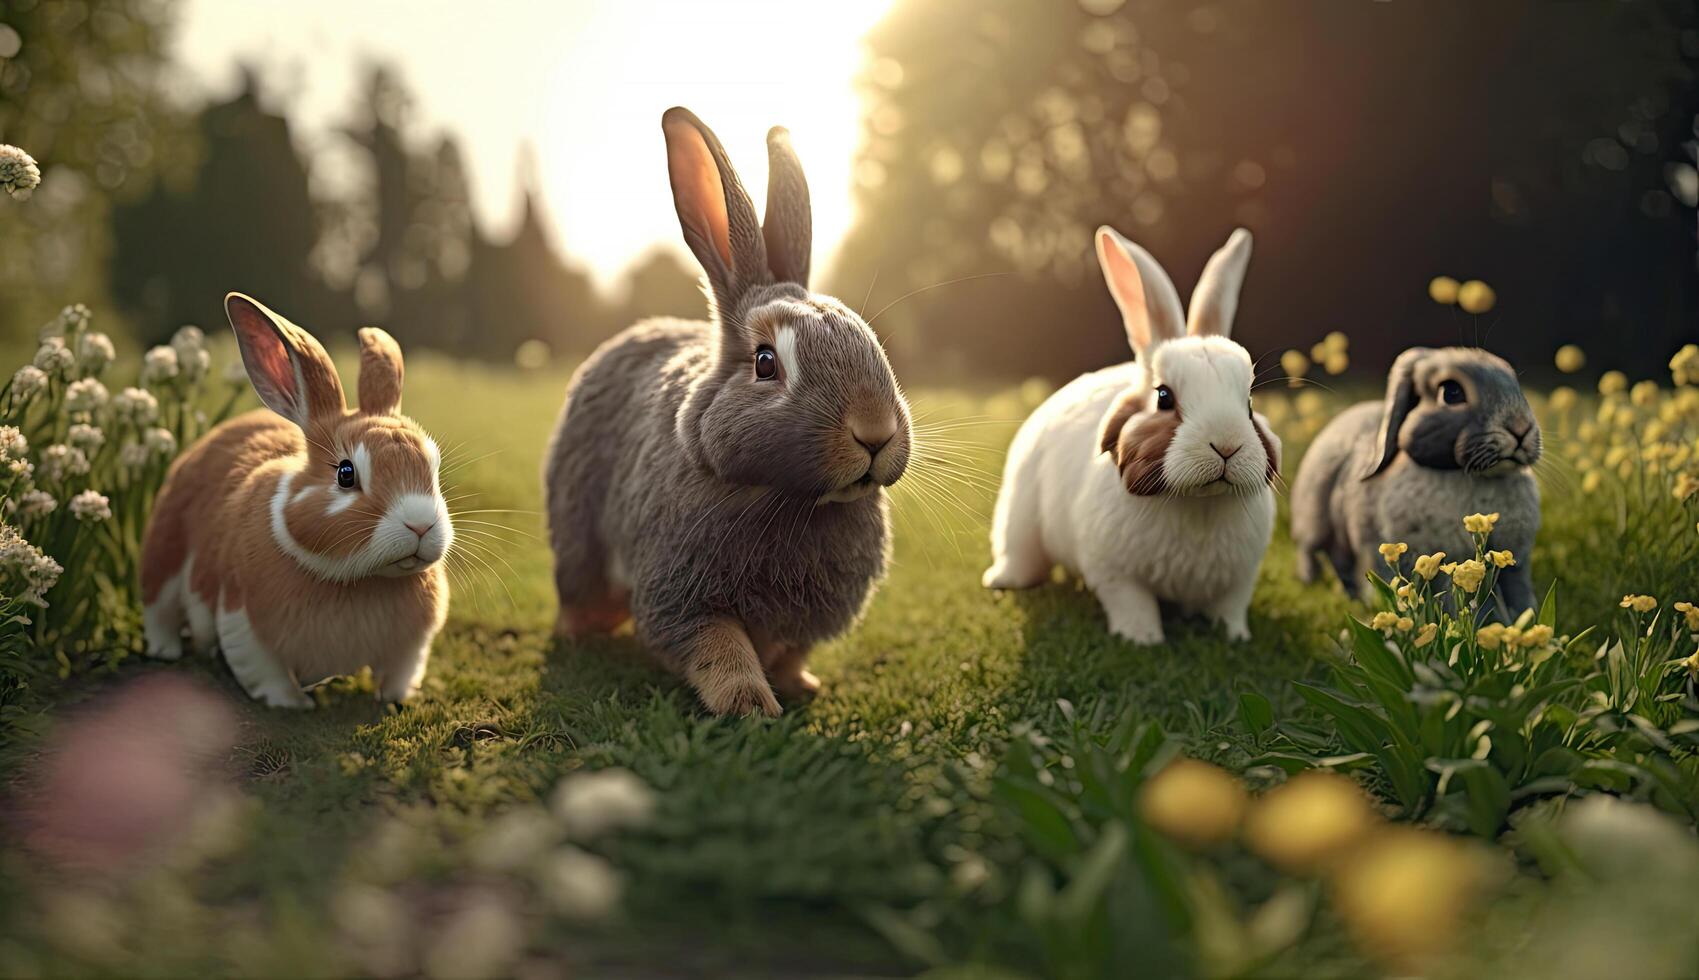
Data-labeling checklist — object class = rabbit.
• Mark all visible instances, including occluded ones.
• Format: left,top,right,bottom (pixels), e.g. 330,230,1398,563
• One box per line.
139,293,454,708
984,227,1280,645
1290,346,1541,616
543,108,911,718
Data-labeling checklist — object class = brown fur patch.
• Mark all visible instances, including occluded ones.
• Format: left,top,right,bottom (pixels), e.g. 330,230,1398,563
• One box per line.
1116,410,1181,496
684,617,781,717
357,327,405,415
1098,389,1146,456
555,590,631,638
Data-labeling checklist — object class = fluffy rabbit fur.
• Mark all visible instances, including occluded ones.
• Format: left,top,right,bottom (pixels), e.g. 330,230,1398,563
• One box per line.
1291,346,1541,615
544,108,911,717
140,294,453,707
984,227,1280,645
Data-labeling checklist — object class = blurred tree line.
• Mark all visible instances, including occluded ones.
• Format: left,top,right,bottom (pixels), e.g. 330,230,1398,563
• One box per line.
832,0,1699,383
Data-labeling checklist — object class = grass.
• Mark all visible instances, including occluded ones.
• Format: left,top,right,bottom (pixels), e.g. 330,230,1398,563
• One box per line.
1,354,1694,977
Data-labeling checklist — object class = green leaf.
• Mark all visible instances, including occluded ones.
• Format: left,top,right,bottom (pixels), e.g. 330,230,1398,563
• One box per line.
1238,690,1274,735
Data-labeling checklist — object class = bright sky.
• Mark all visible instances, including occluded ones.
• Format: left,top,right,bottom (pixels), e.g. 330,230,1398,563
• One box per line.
174,0,895,287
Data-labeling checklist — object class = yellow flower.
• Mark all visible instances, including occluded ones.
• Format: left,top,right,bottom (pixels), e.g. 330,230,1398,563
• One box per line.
1673,601,1699,631
1331,827,1484,968
1449,559,1486,594
1281,349,1310,387
1457,280,1495,314
1548,385,1577,412
1620,594,1657,613
1412,552,1446,580
1485,549,1516,569
1599,370,1628,396
1378,542,1408,564
1413,623,1438,647
1395,582,1418,607
1683,648,1699,676
1462,513,1499,534
1395,617,1414,632
1674,473,1699,501
1244,771,1378,874
1500,625,1524,648
1370,611,1401,632
1139,758,1247,849
1476,623,1507,650
1672,344,1699,386
1631,380,1659,407
1428,276,1459,305
1519,624,1554,649
1554,345,1586,374
1323,351,1349,375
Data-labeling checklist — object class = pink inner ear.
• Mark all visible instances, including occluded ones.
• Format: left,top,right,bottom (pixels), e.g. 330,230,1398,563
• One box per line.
1097,232,1153,349
229,300,299,415
665,120,733,271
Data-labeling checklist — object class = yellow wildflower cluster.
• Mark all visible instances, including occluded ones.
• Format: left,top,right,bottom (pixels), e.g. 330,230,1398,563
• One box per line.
1442,559,1486,594
1673,345,1699,386
1545,344,1699,505
1370,611,1414,634
1673,601,1699,631
1620,594,1658,614
1484,549,1515,569
1476,622,1555,651
1429,276,1496,314
1310,332,1349,375
1462,512,1500,534
1377,541,1408,564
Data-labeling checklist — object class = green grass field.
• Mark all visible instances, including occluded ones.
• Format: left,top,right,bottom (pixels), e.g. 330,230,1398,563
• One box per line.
3,353,1697,978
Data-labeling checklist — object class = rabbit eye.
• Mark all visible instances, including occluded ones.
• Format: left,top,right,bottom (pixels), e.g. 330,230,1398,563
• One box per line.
1155,384,1176,411
1440,380,1466,405
754,345,778,381
336,459,357,490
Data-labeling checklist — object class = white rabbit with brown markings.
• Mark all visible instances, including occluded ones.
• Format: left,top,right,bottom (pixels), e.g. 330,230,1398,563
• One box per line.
985,227,1280,645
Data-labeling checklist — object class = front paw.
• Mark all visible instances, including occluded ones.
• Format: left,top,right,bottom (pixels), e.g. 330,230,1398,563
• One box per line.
1222,621,1252,642
695,672,782,718
1109,621,1165,646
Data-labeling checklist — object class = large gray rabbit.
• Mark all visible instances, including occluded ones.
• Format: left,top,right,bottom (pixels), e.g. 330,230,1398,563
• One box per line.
1291,346,1541,615
543,108,910,717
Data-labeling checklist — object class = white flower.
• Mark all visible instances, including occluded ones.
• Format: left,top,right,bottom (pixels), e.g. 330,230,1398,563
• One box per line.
33,338,75,378
119,441,149,471
9,458,33,480
0,426,27,461
422,897,524,980
76,331,116,376
69,489,111,523
182,347,210,382
60,304,91,331
469,809,562,873
64,377,109,414
38,444,90,483
535,845,623,921
549,768,657,839
0,523,62,605
143,427,177,458
171,325,205,356
67,424,104,453
112,386,159,426
222,357,248,385
0,144,42,200
11,365,48,403
141,345,179,385
16,489,56,518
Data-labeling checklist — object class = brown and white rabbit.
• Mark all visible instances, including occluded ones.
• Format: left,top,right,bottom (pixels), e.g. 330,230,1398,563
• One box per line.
544,108,911,717
140,294,453,707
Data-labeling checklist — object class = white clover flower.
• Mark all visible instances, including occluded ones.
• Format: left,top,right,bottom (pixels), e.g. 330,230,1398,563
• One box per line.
119,441,149,471
9,458,33,480
33,338,75,378
76,331,116,376
0,524,62,605
16,489,56,518
11,365,48,403
112,386,160,426
143,426,177,459
535,845,623,921
67,423,105,454
141,345,179,385
38,444,90,484
69,489,111,523
171,325,205,357
0,426,27,461
64,377,109,414
60,304,91,331
549,768,657,839
181,347,210,383
0,144,41,200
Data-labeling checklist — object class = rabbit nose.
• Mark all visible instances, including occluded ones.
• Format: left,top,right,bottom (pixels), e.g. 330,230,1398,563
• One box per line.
404,520,436,539
1508,420,1533,441
1210,442,1241,460
851,415,898,455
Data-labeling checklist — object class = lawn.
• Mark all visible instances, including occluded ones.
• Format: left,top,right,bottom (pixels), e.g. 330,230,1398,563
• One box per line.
3,349,1697,978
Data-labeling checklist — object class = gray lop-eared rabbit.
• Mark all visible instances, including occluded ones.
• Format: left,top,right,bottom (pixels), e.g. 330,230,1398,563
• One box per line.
544,108,911,717
1291,347,1541,615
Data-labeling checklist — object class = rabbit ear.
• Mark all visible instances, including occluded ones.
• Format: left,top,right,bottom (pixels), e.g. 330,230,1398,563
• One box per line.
1188,228,1253,338
662,107,768,313
225,293,345,429
762,126,812,287
356,327,404,415
1095,226,1184,357
1364,348,1429,479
